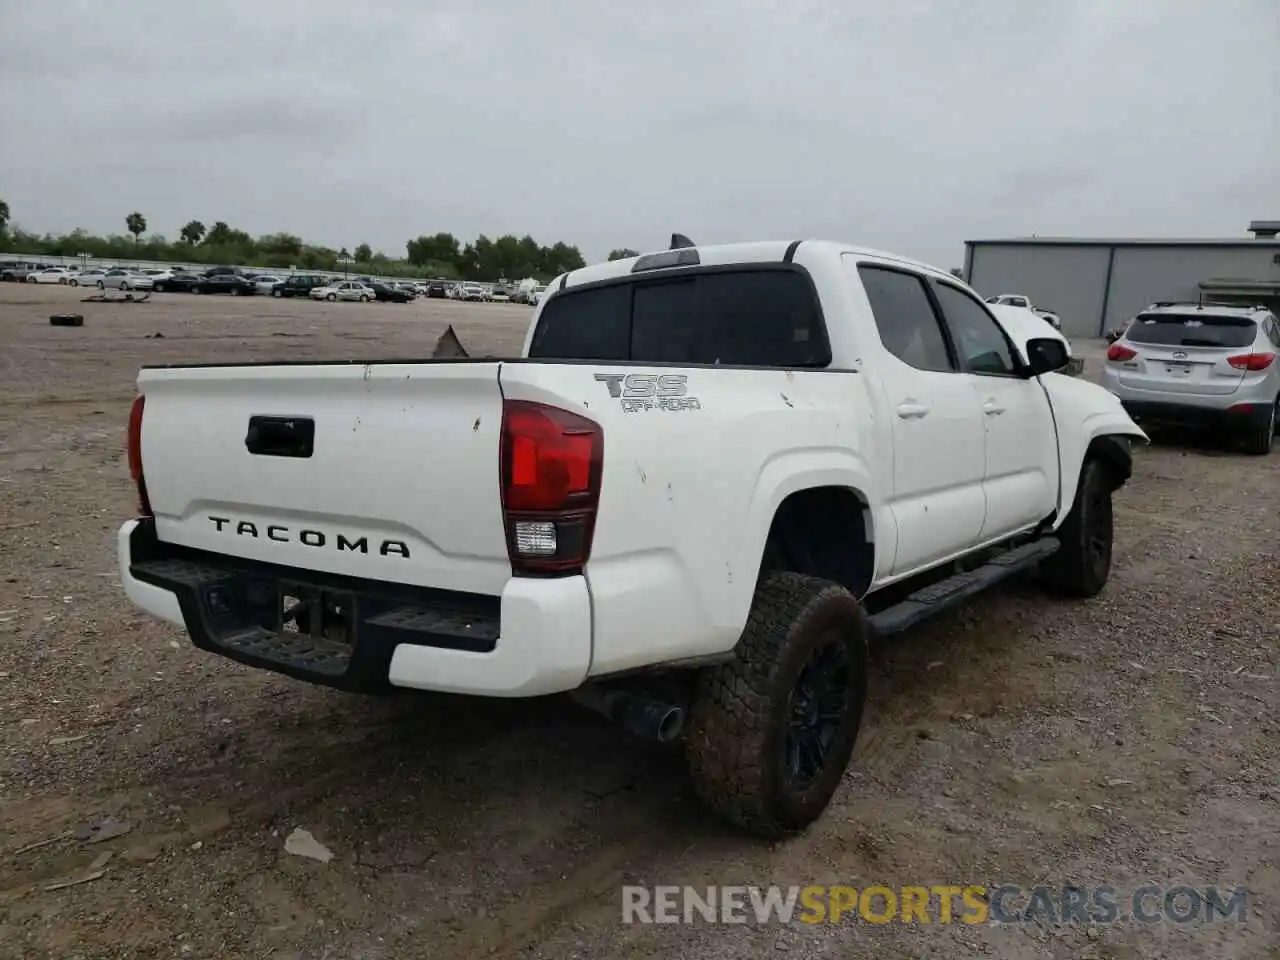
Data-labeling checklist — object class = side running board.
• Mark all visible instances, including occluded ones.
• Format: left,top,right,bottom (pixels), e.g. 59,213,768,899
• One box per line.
868,538,1060,637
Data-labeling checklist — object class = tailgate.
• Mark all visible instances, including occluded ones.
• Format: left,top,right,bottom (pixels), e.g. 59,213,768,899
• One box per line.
137,361,511,595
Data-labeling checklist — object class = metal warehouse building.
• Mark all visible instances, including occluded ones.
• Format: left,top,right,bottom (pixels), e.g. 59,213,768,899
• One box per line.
963,220,1280,339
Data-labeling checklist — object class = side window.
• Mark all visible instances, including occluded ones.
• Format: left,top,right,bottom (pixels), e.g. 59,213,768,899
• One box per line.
1267,318,1280,349
856,266,955,373
933,283,1017,376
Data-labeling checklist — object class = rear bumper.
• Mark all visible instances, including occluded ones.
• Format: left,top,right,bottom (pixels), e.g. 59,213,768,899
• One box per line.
118,519,591,697
1117,399,1267,429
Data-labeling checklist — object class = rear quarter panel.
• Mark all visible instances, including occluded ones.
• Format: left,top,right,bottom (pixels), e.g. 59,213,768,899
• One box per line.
498,362,884,677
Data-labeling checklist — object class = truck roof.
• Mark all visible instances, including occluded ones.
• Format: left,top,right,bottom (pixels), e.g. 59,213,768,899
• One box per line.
555,240,954,292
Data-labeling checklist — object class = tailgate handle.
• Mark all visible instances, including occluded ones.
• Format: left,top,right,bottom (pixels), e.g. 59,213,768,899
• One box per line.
245,416,315,458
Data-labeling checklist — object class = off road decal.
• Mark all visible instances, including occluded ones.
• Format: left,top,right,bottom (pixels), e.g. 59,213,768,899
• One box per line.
594,373,702,413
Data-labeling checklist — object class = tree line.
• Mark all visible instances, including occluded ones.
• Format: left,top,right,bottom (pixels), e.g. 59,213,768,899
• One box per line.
0,202,595,282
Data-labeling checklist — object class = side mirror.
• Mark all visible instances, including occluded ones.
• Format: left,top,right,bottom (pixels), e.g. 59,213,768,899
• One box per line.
1023,337,1070,377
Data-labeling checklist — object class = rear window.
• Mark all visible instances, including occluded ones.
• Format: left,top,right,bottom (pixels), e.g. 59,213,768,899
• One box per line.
1125,313,1257,348
528,268,829,367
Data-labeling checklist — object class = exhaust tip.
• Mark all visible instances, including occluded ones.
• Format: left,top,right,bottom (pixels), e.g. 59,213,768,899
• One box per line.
655,706,685,743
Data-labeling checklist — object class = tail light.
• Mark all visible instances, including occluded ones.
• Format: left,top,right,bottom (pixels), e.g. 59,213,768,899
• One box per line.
1106,343,1137,362
500,399,603,576
126,395,152,517
1226,352,1275,372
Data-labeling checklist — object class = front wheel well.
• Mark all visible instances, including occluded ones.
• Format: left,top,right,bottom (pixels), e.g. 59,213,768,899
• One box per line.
759,486,875,599
1086,435,1134,491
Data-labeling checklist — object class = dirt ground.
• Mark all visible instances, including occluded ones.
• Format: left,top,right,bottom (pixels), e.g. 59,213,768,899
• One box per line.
0,283,1276,960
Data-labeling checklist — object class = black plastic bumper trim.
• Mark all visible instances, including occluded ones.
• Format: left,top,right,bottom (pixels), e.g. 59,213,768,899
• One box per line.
128,519,502,693
1121,399,1264,429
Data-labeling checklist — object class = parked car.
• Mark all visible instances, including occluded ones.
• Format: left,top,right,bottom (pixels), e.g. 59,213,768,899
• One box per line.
69,269,107,287
458,283,485,302
489,285,512,303
253,275,284,295
311,281,373,302
99,269,155,292
153,272,202,293
271,275,327,298
425,281,449,299
118,238,1147,839
984,294,1062,331
366,282,413,303
144,269,175,283
194,273,257,296
1,262,40,282
1101,301,1280,454
27,266,73,284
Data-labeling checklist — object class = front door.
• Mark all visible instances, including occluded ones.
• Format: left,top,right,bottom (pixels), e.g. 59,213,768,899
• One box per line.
850,260,988,576
930,281,1059,539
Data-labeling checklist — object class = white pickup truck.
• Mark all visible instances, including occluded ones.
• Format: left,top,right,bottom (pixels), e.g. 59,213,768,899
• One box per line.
119,238,1147,838
984,293,1063,331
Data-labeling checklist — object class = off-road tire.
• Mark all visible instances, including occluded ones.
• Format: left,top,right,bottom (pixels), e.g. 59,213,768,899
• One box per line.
1042,457,1113,598
49,313,84,327
685,572,868,839
1242,397,1277,456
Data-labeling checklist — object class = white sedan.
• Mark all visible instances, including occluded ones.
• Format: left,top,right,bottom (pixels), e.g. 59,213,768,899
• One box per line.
253,275,284,295
310,281,373,302
69,269,107,287
27,267,74,284
99,269,155,291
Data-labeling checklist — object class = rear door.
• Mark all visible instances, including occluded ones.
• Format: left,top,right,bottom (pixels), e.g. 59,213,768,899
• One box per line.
1119,313,1257,396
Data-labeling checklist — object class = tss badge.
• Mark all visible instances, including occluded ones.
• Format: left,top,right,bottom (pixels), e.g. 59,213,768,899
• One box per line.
594,373,702,412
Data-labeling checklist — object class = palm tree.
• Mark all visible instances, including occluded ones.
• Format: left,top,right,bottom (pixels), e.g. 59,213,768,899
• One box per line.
180,220,206,245
125,212,147,244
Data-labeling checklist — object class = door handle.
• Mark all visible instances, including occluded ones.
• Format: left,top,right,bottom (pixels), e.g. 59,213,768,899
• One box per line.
983,400,1006,416
896,401,929,419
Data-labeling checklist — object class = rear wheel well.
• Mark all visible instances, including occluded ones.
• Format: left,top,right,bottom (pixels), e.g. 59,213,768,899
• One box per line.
759,487,874,598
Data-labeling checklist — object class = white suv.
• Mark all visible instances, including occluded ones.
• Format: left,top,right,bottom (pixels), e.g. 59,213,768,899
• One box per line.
1101,302,1280,454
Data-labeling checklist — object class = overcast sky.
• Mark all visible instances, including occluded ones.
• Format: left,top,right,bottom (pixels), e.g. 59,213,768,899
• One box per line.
2,0,1276,267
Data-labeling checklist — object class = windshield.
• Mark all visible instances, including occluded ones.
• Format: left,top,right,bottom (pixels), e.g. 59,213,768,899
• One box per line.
1125,313,1257,348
